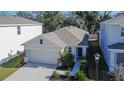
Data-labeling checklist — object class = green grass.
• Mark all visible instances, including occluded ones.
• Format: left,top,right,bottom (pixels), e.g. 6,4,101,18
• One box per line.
0,56,22,80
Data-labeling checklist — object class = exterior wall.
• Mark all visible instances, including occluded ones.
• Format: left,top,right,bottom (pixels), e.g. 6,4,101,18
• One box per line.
0,25,42,63
106,24,124,71
71,47,77,62
100,23,110,69
107,25,124,45
24,35,61,50
24,36,63,64
82,46,88,57
100,23,124,71
109,49,124,71
70,46,88,62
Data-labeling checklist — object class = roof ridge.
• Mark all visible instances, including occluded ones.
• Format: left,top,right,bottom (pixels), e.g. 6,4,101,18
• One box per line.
65,27,81,41
53,30,68,46
53,32,68,46
44,31,67,47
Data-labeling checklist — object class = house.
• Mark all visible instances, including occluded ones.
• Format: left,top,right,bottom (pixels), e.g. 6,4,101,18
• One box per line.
99,15,124,72
0,15,42,64
23,26,89,65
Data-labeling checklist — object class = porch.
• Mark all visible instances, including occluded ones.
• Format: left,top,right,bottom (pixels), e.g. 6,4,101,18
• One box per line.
108,43,124,71
64,45,88,62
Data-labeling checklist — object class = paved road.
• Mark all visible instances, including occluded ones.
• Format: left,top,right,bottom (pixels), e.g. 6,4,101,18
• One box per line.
5,62,57,81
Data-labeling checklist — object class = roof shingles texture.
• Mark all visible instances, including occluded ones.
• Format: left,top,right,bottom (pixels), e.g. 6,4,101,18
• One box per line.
23,26,89,48
43,26,89,47
54,27,80,46
0,15,42,26
101,15,124,25
108,43,124,50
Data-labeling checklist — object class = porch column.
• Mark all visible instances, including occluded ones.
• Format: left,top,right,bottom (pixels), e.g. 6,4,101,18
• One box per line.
82,46,88,57
109,51,116,72
72,47,77,62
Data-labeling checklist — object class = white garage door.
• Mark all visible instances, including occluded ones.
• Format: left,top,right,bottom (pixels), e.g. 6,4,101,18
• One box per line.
27,49,60,65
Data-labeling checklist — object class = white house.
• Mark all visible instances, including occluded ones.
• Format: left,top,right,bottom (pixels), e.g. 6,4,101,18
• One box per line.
0,15,42,64
23,26,89,65
99,15,124,71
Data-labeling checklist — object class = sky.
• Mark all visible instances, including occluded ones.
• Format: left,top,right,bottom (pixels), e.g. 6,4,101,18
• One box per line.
0,11,121,16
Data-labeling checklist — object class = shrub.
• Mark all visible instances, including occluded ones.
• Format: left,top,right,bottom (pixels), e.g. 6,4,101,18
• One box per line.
80,59,88,71
52,70,60,78
63,50,74,67
65,69,71,78
76,70,87,80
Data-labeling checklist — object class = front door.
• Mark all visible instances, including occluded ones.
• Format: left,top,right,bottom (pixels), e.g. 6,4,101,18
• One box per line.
77,47,82,59
117,53,124,64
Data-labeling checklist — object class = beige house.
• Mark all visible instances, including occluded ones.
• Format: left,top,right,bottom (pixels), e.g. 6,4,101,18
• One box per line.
23,26,89,65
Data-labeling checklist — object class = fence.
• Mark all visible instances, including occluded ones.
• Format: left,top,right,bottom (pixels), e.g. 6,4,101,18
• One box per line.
0,54,20,65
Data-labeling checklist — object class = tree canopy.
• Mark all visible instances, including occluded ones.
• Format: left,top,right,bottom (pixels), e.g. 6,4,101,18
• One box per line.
16,11,112,33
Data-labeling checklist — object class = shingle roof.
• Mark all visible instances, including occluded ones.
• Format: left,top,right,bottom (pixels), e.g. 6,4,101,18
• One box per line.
0,15,42,26
108,42,124,50
101,15,124,25
43,31,67,47
25,26,89,48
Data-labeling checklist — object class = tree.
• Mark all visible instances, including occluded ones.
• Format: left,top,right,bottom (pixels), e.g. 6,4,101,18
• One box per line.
99,11,112,22
17,11,34,19
42,11,63,33
72,11,99,33
62,12,85,29
62,50,74,67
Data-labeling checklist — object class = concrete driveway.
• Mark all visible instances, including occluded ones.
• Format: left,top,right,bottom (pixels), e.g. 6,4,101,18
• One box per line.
5,62,57,81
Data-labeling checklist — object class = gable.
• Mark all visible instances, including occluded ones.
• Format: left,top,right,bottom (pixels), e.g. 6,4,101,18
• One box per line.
23,26,89,48
23,35,60,48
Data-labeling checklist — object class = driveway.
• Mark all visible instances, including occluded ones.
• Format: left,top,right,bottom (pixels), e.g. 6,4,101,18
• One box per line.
5,62,57,81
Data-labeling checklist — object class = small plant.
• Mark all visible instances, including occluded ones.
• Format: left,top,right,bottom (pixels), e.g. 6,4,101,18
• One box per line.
76,70,87,81
112,63,124,81
52,70,60,78
80,59,88,71
65,69,71,78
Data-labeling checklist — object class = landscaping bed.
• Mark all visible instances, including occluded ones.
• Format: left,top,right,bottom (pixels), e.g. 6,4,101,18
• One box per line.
87,40,118,81
50,75,77,81
0,55,25,80
50,58,89,81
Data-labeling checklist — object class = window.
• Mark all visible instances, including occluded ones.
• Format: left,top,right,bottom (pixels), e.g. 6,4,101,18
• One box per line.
68,47,72,52
40,39,43,44
121,27,124,36
17,26,21,35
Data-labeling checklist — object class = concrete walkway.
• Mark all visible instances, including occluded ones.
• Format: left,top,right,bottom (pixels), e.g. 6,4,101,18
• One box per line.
5,62,57,81
71,61,80,76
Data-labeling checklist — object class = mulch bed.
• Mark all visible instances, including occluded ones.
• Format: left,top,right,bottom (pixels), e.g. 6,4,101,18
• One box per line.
56,66,68,71
50,75,78,81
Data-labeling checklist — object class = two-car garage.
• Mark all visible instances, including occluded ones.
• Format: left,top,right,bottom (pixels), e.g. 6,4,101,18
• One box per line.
26,48,60,65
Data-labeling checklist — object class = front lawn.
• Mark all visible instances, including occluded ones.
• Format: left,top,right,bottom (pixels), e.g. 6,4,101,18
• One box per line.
0,56,22,80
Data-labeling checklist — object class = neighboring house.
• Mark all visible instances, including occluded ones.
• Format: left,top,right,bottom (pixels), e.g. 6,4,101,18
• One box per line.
99,15,124,72
0,15,42,64
22,26,89,65
88,34,97,41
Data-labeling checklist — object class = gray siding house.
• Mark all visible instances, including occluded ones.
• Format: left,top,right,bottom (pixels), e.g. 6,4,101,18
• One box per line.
23,26,89,65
